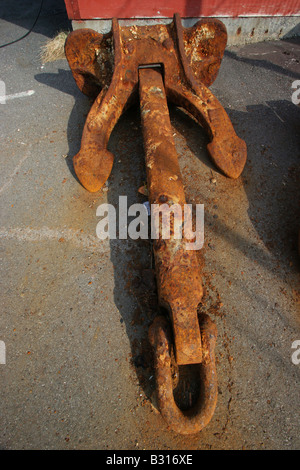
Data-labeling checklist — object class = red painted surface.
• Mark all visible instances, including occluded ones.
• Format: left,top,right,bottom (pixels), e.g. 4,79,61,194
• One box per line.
64,0,300,20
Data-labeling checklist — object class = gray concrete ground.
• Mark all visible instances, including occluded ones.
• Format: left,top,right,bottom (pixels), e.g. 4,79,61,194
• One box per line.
0,0,299,450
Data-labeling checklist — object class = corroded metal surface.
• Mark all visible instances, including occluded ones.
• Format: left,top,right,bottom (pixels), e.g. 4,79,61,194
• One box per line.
139,67,204,366
65,14,247,434
65,14,247,192
149,314,218,435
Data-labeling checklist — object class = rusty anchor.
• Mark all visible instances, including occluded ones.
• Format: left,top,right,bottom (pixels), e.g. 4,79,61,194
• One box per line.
65,13,247,435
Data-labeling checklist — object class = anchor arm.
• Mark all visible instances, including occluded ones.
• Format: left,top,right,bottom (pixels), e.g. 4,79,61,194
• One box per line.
168,13,247,179
73,79,136,192
167,84,247,179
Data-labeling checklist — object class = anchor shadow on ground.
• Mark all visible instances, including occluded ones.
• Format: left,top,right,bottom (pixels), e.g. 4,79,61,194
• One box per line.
0,0,71,40
62,80,161,402
171,99,300,276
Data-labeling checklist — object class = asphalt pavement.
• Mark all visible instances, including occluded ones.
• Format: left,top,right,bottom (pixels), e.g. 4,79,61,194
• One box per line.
0,0,299,450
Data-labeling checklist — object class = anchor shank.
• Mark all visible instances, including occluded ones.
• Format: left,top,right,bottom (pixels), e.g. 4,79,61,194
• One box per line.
139,67,203,365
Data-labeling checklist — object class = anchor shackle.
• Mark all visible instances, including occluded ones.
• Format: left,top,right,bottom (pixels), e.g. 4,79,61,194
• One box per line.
149,315,218,435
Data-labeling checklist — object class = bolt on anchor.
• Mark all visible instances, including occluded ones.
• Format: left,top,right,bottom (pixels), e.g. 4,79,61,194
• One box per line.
65,13,247,435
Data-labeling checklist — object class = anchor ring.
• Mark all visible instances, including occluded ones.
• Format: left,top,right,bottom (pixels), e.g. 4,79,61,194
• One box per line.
149,314,218,435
